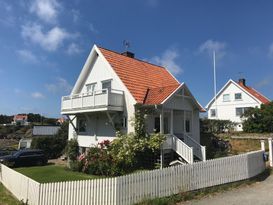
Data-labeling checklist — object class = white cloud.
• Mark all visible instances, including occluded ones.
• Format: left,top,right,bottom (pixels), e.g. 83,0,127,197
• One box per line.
31,92,45,99
199,39,227,60
66,43,82,55
17,49,38,63
89,23,99,34
30,0,60,24
21,23,73,51
72,9,80,23
268,43,273,58
45,77,72,94
150,48,183,75
255,77,272,88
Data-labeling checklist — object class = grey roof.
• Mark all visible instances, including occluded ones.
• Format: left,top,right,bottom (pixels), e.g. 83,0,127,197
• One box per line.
32,126,60,136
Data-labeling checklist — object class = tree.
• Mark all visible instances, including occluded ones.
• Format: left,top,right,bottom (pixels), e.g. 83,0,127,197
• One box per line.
243,102,273,133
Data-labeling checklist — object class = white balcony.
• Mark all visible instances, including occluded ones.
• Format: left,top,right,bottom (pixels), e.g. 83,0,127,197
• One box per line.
61,89,124,114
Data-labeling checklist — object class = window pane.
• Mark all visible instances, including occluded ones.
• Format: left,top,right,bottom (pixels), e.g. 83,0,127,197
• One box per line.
223,94,230,102
236,108,243,116
210,109,216,117
78,119,87,133
235,93,242,100
102,81,111,91
185,120,190,133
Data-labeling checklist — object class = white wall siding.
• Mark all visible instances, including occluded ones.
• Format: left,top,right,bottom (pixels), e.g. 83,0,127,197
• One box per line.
207,82,261,131
0,150,265,205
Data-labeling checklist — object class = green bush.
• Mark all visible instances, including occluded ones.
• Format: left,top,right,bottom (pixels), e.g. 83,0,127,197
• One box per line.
31,122,68,159
243,102,273,133
200,119,236,133
66,138,79,161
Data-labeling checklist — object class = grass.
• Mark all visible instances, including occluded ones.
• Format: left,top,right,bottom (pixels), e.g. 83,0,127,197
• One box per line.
229,139,268,154
136,168,271,205
15,164,101,183
0,183,20,205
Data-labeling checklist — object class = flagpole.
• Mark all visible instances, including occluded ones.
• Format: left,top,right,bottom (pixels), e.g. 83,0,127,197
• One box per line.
213,51,218,119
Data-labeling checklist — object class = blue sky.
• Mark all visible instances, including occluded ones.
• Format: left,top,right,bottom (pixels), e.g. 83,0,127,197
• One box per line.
0,0,273,117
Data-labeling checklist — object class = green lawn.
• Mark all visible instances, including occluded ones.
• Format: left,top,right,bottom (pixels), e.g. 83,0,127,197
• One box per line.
0,183,20,205
15,164,101,183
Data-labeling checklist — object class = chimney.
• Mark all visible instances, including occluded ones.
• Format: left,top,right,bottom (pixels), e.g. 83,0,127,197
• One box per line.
121,51,135,58
238,78,246,86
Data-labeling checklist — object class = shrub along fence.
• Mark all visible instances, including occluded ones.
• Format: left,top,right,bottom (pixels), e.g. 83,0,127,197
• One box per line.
0,150,266,205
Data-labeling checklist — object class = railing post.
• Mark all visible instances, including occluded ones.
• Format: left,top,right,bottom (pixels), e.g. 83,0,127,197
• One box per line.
190,147,194,164
202,146,206,161
261,140,265,151
268,138,273,167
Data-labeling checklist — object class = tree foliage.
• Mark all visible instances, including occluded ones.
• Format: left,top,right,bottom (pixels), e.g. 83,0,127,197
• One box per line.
31,121,68,159
200,119,236,133
242,102,273,133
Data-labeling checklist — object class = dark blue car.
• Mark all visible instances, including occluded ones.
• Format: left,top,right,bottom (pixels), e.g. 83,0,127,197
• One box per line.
0,149,47,167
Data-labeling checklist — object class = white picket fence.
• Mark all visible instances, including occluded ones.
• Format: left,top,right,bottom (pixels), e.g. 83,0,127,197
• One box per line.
0,150,266,205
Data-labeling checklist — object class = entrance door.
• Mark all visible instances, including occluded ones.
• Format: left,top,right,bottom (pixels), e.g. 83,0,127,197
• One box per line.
154,117,160,133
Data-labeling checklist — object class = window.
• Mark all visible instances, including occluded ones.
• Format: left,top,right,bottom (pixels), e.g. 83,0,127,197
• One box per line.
210,109,216,117
236,108,243,116
86,83,96,94
235,93,242,100
102,80,111,93
122,117,127,128
78,118,87,133
185,120,191,133
223,94,230,102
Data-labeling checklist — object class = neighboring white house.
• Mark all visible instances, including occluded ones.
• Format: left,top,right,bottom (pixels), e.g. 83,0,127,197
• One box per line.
206,78,271,131
61,45,206,163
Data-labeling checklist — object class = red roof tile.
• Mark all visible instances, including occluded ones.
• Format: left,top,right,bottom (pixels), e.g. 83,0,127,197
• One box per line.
237,81,270,104
144,85,180,105
98,47,179,104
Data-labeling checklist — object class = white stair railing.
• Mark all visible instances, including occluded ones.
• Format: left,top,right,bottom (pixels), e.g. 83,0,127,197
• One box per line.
184,134,206,161
163,134,194,164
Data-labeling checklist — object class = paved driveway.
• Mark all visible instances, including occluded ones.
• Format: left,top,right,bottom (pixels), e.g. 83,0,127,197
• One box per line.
179,174,273,205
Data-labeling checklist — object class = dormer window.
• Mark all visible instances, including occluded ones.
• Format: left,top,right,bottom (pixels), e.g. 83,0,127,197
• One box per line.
102,80,112,93
223,94,230,102
235,93,242,100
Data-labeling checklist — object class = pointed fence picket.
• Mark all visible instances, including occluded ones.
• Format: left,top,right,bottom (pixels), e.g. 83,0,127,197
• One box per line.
0,150,266,205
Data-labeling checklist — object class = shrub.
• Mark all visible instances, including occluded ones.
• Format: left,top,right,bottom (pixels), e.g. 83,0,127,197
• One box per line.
66,138,79,161
243,102,273,133
31,122,68,159
200,119,236,133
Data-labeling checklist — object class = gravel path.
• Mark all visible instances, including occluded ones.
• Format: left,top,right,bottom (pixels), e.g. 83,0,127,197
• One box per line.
178,174,273,205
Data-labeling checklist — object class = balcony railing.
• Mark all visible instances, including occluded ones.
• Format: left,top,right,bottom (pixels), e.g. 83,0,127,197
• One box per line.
61,89,124,114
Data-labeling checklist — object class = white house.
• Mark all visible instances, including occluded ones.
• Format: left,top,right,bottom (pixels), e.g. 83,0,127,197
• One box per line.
206,78,270,131
61,45,206,164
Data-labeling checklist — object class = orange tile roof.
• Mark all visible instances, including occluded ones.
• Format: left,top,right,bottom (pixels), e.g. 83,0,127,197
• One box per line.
143,85,180,105
237,81,270,104
98,47,179,104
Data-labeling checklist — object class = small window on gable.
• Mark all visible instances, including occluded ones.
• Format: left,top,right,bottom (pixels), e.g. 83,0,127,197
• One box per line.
223,94,230,102
235,93,242,100
86,83,96,94
210,109,216,117
102,80,112,93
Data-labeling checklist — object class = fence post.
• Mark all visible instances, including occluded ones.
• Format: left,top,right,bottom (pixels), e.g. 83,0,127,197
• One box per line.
268,138,273,167
261,140,265,151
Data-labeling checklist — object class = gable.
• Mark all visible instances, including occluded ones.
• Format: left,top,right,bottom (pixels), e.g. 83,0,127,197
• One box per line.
206,79,268,109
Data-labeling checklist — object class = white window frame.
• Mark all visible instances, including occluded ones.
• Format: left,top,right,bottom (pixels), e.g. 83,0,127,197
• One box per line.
101,79,112,93
86,83,96,94
223,94,230,102
235,93,242,101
